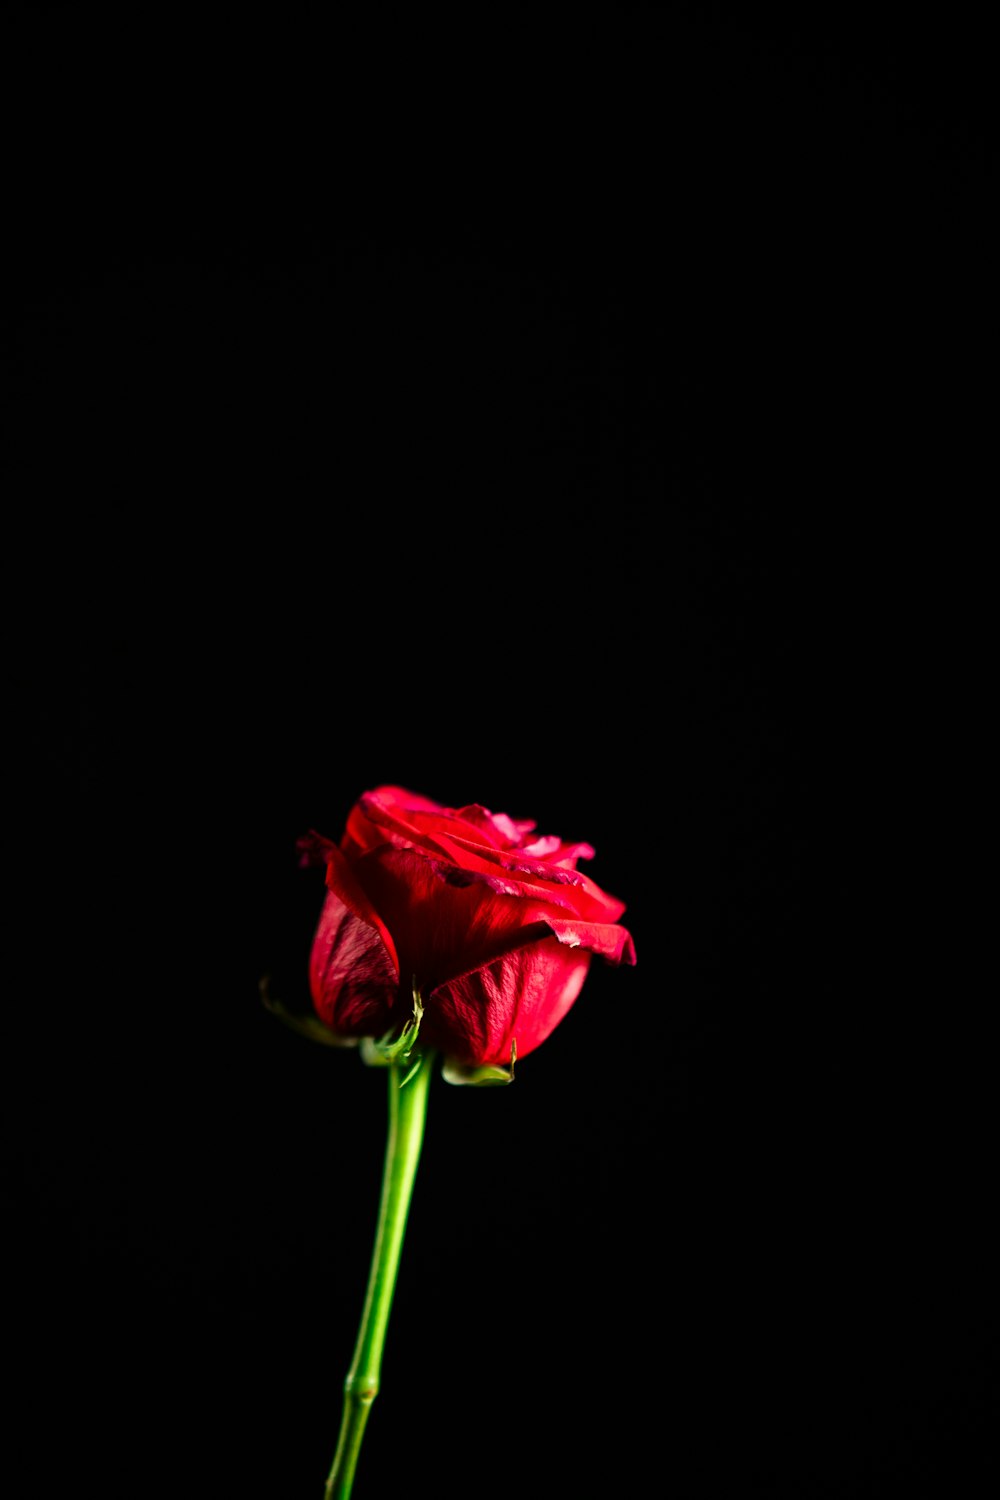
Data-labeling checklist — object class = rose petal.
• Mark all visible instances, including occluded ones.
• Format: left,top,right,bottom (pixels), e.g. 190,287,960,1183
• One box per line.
428,937,592,1066
347,791,456,862
349,847,558,987
427,831,626,922
320,840,401,981
308,888,399,1035
541,916,638,965
521,835,596,867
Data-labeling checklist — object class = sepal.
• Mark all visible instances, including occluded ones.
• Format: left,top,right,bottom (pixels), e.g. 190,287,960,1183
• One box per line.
442,1039,517,1086
361,983,425,1070
259,976,355,1047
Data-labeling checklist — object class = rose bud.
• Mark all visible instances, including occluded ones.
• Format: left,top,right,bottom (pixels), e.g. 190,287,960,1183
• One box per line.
297,784,636,1074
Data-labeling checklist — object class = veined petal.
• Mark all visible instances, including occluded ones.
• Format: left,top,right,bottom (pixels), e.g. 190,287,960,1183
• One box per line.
308,888,399,1035
428,938,591,1067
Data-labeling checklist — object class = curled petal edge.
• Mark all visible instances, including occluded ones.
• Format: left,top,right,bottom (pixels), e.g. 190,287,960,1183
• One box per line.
542,916,637,965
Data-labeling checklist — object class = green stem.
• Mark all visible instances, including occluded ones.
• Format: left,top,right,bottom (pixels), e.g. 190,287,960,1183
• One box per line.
324,1050,435,1500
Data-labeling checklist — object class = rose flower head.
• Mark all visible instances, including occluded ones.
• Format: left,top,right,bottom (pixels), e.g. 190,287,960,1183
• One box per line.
296,784,636,1078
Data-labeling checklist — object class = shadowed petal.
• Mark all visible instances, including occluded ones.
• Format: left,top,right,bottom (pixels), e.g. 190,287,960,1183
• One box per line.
308,888,399,1035
319,840,401,980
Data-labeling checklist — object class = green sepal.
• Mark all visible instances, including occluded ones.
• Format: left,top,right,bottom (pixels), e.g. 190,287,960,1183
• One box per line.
259,977,354,1048
442,1039,517,1086
360,1036,392,1068
361,983,425,1070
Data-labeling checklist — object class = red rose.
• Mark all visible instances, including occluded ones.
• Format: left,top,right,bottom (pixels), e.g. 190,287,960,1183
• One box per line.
298,784,636,1069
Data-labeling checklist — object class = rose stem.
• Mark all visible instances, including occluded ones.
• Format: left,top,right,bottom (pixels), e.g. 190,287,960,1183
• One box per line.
324,1050,434,1500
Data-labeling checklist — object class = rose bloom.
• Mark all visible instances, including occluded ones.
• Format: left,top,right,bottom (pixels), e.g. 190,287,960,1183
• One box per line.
298,785,636,1069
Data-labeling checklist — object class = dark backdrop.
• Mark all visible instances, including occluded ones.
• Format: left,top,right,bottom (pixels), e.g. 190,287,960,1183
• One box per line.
4,10,993,1499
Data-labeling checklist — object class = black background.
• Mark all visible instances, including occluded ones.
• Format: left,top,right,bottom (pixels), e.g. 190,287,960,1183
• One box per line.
3,9,994,1498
